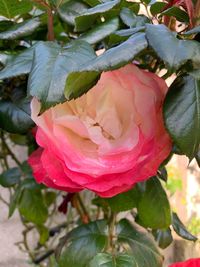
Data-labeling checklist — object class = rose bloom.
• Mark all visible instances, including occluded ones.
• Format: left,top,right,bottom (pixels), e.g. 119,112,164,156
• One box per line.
28,64,172,197
169,258,200,267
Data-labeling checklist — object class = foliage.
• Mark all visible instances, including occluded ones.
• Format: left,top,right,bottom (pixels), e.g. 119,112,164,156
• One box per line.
0,0,199,266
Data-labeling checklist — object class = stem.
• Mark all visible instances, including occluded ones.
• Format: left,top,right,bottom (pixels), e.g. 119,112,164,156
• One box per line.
108,212,117,254
72,194,90,224
47,8,55,41
32,0,54,41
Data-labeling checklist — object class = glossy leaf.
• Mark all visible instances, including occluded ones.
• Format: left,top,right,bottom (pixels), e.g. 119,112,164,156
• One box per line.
117,219,163,267
75,0,120,31
0,0,33,19
0,47,35,79
19,189,48,225
146,24,200,70
79,17,119,44
152,228,173,249
0,97,34,134
150,2,166,16
106,187,141,212
0,17,41,40
65,33,147,99
172,213,197,241
28,41,96,110
88,253,138,267
137,177,171,229
120,7,149,27
196,149,200,167
161,6,189,23
0,167,21,187
58,1,89,26
164,75,200,159
57,220,108,267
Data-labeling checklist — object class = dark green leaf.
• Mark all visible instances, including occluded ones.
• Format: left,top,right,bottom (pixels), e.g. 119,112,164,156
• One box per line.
117,219,163,267
28,41,96,110
164,75,200,159
44,191,57,206
57,220,108,267
137,177,171,229
120,7,149,27
9,184,22,217
0,17,41,40
19,189,48,224
106,187,141,212
0,47,35,79
172,212,197,241
88,253,138,267
160,6,189,23
9,178,41,217
146,24,200,70
0,0,33,19
65,33,147,99
79,17,119,44
0,167,21,187
75,0,120,31
152,228,173,249
108,26,145,45
0,97,34,134
150,2,166,16
196,149,200,167
58,1,89,26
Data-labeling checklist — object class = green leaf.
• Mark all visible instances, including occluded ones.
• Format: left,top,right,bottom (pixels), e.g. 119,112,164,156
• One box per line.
28,41,96,110
106,187,141,212
0,167,21,187
57,220,108,267
79,17,119,44
120,7,149,27
65,71,100,100
88,253,138,267
137,177,171,229
172,212,197,241
37,225,49,245
146,24,200,70
0,47,35,79
0,97,34,134
83,0,101,7
44,191,57,206
150,2,166,16
19,189,48,224
0,0,33,19
152,228,173,249
196,149,200,167
75,0,120,31
164,75,200,159
117,219,163,267
9,178,41,217
108,26,145,45
65,32,147,99
160,6,189,23
0,17,41,40
9,184,22,217
58,0,89,26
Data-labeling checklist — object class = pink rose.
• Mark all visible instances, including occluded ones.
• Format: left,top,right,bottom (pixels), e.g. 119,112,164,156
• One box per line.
169,258,200,267
28,64,172,197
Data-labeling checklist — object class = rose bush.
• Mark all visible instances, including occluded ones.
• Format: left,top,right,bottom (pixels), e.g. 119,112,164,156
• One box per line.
169,258,200,267
28,64,172,197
